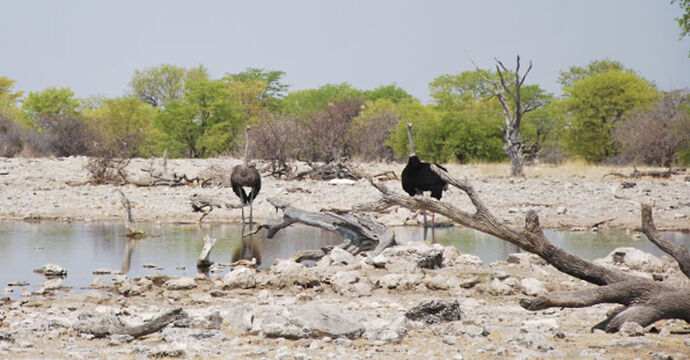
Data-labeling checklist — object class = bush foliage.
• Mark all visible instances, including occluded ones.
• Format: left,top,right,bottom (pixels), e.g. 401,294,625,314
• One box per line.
2,60,688,168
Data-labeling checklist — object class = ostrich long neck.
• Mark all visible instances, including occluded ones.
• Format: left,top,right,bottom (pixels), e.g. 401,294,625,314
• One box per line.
243,128,250,166
407,125,415,157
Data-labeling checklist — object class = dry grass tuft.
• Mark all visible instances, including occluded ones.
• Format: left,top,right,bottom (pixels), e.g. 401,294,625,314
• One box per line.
442,159,664,179
527,159,624,178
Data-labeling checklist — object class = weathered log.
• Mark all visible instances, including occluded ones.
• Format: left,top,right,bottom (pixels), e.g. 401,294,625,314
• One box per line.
603,167,686,179
74,308,186,339
197,234,217,267
639,203,690,278
294,162,361,181
132,172,208,187
250,198,395,261
361,166,690,332
116,189,146,239
189,193,245,223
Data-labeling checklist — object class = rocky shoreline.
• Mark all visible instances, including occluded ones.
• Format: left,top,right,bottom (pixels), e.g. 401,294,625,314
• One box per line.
1,157,689,359
1,243,689,359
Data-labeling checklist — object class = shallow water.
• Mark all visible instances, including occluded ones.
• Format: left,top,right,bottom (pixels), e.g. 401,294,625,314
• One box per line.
1,221,688,299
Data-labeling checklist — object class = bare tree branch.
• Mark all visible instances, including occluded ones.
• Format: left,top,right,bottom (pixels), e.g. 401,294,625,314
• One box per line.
360,167,690,332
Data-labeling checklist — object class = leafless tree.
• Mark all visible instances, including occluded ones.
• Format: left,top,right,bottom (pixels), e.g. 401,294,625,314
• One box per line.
252,113,301,178
613,90,690,167
0,114,23,157
472,55,544,176
301,97,364,163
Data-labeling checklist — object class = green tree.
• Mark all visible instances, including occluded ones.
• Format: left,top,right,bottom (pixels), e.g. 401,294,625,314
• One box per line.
363,84,413,104
129,64,209,108
278,83,362,116
86,96,160,157
222,77,271,124
671,0,690,38
0,77,23,117
441,100,506,163
429,71,496,111
388,100,445,162
560,70,659,162
557,59,629,89
429,67,551,165
21,87,80,129
225,68,288,108
154,78,243,158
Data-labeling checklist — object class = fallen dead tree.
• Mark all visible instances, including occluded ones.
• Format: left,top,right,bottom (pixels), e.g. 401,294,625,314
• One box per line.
133,155,209,187
294,161,361,181
83,151,211,187
247,198,395,262
358,166,690,333
603,166,686,179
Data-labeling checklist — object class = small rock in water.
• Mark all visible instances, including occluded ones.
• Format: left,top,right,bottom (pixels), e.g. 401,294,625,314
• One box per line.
34,264,67,276
91,277,110,289
92,268,121,275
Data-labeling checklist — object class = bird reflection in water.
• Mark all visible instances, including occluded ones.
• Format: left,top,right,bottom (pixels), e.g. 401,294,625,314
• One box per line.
232,224,261,266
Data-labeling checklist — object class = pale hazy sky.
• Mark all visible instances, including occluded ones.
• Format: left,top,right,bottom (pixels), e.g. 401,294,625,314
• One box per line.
2,0,689,103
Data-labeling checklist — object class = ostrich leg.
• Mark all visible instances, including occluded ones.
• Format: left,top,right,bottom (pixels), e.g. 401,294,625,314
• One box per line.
241,205,246,225
249,193,255,230
431,212,436,243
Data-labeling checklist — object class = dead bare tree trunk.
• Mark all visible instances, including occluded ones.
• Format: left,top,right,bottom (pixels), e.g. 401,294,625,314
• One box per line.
471,55,545,177
248,198,396,262
360,167,690,332
197,234,217,267
116,189,146,239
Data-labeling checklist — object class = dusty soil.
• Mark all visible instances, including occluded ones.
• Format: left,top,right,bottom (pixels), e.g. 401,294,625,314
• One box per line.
0,157,689,359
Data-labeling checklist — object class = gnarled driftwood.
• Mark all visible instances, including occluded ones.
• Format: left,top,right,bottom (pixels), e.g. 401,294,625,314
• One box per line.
359,166,690,333
248,197,395,262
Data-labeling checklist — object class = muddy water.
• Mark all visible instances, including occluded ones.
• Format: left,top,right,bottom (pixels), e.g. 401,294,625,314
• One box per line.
1,221,688,299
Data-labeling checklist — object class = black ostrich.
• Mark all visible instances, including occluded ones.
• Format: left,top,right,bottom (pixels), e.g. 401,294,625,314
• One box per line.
401,122,448,235
231,125,261,227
